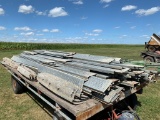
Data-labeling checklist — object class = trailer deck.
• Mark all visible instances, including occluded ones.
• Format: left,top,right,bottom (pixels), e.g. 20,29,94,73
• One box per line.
1,50,156,119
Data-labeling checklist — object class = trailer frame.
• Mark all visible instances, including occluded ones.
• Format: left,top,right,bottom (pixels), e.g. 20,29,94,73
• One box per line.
2,63,148,120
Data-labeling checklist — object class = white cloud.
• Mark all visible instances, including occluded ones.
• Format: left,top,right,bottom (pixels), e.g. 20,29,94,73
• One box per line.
73,0,83,5
20,32,34,36
48,7,68,17
141,35,148,37
130,26,136,29
50,29,60,33
81,16,87,20
103,4,109,8
0,26,6,30
65,36,87,43
140,35,150,39
14,26,31,31
35,11,47,16
18,5,34,14
36,34,43,36
121,5,137,11
13,35,18,38
146,24,151,26
0,8,5,15
42,29,49,32
65,37,82,40
85,33,99,36
114,26,120,29
93,29,103,33
120,35,127,38
100,0,114,3
135,7,160,16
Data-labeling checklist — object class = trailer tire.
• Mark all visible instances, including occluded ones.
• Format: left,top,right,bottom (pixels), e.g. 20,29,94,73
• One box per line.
148,46,156,52
144,56,154,62
11,75,25,94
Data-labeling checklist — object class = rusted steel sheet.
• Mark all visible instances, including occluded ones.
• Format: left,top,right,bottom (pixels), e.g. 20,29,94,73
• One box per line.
72,53,120,63
84,76,113,93
104,86,123,103
112,63,144,69
56,66,96,79
73,59,123,70
66,62,129,74
34,50,74,57
33,54,72,63
23,51,37,55
11,56,85,97
20,54,56,64
37,73,79,102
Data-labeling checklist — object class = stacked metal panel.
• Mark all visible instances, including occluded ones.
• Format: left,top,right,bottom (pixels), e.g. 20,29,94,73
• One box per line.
2,50,157,104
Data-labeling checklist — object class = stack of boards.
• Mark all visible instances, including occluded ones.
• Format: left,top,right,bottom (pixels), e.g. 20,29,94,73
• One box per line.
2,50,157,105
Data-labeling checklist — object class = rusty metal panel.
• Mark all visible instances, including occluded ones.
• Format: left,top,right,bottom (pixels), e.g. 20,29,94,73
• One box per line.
34,50,73,57
73,59,123,70
20,54,55,64
56,66,96,79
11,56,84,97
34,54,72,63
104,86,123,103
112,63,144,69
67,62,129,74
23,51,37,55
37,73,79,102
73,53,115,63
84,76,113,93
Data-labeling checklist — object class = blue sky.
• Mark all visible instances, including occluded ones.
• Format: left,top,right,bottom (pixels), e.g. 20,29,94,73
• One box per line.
0,0,160,44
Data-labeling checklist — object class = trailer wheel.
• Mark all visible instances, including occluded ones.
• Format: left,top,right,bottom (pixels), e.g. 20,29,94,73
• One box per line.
148,46,156,52
11,75,25,94
144,56,154,62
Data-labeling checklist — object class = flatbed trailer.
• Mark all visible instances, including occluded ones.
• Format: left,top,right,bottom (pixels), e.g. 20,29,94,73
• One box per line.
3,65,146,120
1,50,155,120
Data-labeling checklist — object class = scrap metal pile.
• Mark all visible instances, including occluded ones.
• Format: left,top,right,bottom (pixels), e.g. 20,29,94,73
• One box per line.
1,50,157,105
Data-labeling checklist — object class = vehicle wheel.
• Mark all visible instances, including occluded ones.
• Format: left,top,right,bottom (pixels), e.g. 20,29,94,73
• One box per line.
148,46,156,52
144,56,154,62
11,75,25,94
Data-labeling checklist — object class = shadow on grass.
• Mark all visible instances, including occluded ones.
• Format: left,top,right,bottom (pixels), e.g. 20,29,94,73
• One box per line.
26,90,54,119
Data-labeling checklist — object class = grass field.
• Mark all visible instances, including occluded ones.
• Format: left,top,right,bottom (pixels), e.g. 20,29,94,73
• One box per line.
0,45,160,120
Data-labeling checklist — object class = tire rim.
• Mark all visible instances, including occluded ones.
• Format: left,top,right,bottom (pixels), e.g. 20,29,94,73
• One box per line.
13,80,17,91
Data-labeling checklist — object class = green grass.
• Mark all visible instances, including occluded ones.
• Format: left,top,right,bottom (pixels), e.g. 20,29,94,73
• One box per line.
0,45,160,120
